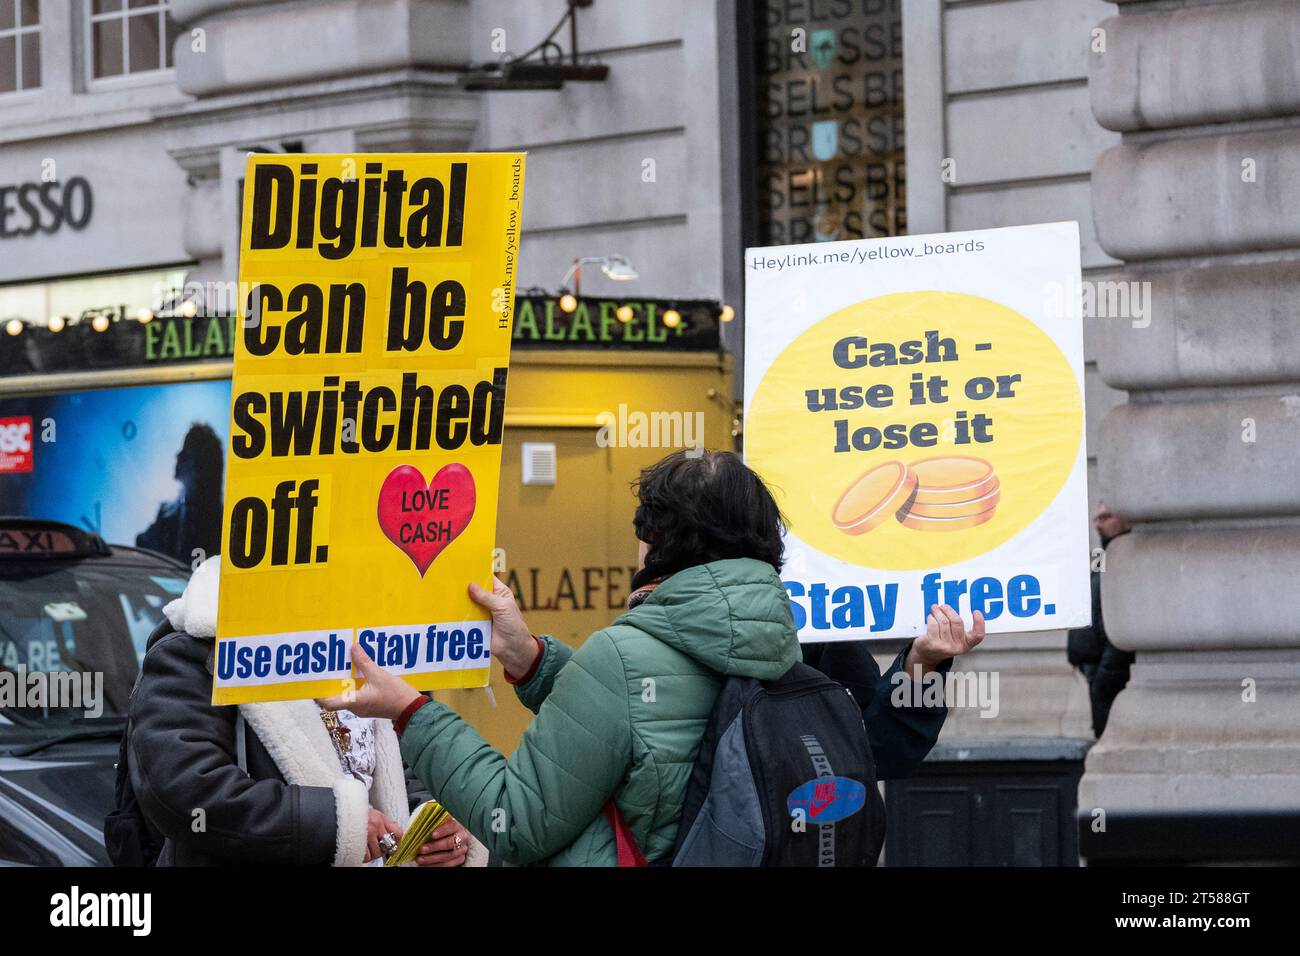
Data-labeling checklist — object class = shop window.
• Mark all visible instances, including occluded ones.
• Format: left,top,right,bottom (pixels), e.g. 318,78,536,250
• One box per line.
88,0,177,81
0,0,40,93
742,0,906,245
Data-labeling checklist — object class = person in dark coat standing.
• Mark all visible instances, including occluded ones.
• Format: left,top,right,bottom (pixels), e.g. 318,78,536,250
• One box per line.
1067,501,1135,737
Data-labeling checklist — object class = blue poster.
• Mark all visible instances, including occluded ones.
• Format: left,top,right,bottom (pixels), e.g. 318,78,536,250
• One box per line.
0,379,233,565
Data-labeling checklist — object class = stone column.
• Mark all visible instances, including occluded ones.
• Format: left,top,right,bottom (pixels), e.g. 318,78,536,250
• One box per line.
1080,0,1300,858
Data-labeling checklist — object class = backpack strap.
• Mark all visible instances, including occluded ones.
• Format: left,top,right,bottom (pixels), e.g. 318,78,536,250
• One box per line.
235,709,249,775
603,800,647,867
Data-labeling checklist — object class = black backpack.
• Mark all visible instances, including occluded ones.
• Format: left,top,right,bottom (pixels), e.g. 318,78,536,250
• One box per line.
664,661,885,866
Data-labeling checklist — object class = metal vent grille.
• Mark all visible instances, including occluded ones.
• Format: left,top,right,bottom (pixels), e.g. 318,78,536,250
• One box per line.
521,442,557,486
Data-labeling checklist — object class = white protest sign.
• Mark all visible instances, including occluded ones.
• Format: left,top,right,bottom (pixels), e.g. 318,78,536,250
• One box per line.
744,222,1090,641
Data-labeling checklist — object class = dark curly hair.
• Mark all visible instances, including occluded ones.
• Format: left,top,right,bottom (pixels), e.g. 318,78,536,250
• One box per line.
631,449,785,589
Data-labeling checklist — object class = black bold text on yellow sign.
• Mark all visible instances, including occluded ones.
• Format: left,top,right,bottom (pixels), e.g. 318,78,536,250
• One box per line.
215,153,525,705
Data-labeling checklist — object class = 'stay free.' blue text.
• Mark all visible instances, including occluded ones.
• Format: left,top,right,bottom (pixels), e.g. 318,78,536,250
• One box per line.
785,571,1054,633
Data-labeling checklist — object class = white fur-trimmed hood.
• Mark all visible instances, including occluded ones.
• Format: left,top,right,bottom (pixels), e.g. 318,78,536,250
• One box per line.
163,554,220,639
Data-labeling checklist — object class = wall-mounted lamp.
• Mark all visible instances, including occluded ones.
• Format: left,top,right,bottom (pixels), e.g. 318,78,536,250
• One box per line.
558,254,639,297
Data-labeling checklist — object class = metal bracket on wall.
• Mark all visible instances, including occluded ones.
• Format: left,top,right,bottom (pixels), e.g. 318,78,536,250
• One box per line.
460,0,609,91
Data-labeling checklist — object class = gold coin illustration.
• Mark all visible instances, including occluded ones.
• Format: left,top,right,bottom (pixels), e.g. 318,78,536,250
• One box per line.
832,461,918,535
898,506,998,532
909,455,998,504
902,481,1001,519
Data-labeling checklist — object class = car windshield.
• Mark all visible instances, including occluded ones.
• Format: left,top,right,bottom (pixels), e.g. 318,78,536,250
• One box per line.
0,558,187,730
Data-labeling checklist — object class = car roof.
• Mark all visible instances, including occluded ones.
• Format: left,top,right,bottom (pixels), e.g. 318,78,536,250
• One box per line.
101,544,192,572
0,517,190,575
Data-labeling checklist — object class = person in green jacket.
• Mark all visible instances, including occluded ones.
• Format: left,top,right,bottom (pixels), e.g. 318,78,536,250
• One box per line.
324,449,980,865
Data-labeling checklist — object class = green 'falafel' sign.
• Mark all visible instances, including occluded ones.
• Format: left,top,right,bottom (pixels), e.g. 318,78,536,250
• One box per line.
510,295,722,351
0,295,725,377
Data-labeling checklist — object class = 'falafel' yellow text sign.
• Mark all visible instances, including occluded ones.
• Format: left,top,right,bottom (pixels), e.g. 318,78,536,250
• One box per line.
214,153,525,704
744,222,1090,641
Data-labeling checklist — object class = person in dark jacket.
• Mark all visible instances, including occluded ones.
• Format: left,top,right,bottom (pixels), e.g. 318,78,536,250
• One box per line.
802,637,958,780
125,556,485,866
1067,501,1134,736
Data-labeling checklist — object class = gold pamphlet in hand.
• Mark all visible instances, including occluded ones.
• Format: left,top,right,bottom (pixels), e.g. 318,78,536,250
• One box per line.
384,800,451,867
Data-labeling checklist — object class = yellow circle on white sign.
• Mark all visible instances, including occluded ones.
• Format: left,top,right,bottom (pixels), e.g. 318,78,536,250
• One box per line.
747,291,1082,571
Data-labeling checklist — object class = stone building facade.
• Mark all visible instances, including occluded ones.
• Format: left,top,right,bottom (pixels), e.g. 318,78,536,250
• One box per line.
1081,0,1300,851
2,0,1293,859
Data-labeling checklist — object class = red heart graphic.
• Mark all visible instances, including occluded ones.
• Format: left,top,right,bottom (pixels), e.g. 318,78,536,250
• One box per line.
377,463,476,577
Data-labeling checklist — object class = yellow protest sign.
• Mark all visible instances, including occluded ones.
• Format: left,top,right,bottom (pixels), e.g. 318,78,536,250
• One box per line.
213,153,525,705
